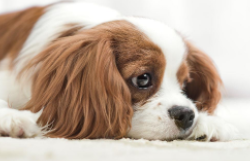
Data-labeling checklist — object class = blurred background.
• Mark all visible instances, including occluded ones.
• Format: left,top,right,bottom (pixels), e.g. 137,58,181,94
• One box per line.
0,0,249,99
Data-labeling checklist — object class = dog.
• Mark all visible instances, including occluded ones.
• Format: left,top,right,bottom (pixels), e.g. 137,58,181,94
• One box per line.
0,2,239,140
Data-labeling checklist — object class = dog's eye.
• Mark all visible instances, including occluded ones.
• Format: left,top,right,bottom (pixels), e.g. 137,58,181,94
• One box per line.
132,73,152,89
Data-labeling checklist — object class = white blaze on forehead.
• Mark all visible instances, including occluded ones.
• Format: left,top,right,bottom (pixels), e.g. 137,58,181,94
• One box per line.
125,17,186,76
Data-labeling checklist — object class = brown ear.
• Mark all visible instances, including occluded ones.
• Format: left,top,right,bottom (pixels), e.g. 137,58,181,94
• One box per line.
184,42,222,113
21,30,133,139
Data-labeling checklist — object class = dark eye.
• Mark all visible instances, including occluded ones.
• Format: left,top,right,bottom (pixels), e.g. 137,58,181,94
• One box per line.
132,73,152,89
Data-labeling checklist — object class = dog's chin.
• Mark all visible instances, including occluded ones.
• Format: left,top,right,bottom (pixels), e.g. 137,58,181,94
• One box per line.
166,126,196,141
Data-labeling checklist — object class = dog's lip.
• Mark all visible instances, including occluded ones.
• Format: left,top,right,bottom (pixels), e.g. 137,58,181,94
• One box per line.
164,127,195,141
177,130,193,140
177,122,197,140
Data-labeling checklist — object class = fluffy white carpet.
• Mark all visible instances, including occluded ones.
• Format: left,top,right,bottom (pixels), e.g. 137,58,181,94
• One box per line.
1,138,250,161
0,98,250,161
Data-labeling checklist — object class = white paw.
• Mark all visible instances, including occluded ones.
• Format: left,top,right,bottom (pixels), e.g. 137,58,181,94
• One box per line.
0,100,42,138
188,113,239,141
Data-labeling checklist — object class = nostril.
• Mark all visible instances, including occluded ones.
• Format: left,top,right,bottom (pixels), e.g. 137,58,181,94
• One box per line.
189,114,195,121
177,114,185,121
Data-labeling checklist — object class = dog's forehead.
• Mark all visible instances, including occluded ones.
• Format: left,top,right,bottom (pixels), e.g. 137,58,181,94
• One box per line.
125,17,187,76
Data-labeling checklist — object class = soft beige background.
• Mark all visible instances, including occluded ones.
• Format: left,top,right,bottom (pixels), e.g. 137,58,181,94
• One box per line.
0,0,250,98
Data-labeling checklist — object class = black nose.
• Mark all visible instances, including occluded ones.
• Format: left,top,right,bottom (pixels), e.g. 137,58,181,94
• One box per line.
168,106,195,130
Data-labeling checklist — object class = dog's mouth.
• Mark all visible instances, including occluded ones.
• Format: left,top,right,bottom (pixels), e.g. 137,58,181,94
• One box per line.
162,127,194,141
177,130,194,140
172,121,199,141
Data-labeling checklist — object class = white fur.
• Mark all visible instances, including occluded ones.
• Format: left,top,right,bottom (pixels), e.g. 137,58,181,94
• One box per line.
0,100,41,137
0,2,241,140
188,113,240,141
127,95,197,140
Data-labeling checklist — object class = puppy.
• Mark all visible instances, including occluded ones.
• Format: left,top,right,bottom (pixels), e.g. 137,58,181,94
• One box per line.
0,2,238,140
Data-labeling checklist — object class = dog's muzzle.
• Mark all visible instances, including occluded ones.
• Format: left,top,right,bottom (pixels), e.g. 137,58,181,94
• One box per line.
168,106,195,131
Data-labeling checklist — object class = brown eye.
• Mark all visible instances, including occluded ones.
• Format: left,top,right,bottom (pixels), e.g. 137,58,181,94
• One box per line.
132,73,152,89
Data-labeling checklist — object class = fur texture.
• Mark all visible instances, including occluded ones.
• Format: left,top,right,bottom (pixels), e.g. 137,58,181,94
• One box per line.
0,2,239,141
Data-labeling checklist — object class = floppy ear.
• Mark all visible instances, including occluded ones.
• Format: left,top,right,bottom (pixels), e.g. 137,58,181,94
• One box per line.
184,42,222,113
21,30,133,139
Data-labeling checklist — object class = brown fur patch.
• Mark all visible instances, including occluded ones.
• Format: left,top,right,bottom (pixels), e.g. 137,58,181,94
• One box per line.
177,60,191,88
183,41,222,113
56,24,83,39
20,20,165,139
0,6,45,67
112,22,166,104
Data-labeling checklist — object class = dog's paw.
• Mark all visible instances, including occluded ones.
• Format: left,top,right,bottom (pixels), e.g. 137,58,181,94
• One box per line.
188,113,239,141
0,100,41,138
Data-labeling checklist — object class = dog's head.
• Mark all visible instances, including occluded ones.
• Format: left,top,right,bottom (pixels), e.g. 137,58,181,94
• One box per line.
23,18,222,140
